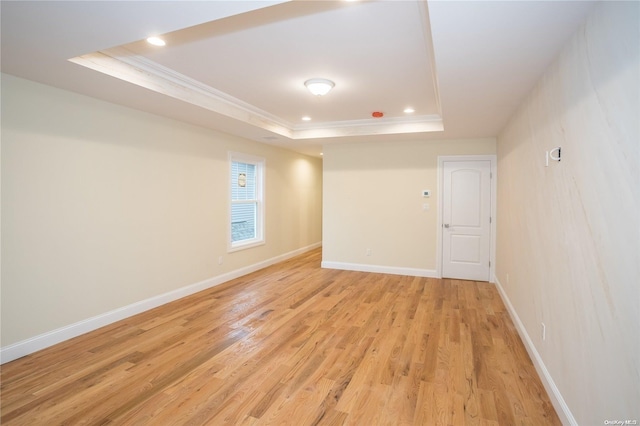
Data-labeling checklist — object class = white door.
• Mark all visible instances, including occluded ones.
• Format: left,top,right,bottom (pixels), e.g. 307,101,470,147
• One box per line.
442,160,492,281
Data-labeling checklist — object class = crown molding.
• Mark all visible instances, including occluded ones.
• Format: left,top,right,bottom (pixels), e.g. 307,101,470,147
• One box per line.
70,49,443,140
292,115,443,139
70,49,295,138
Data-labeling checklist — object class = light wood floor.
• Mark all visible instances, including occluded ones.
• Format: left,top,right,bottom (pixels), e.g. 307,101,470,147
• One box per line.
1,249,560,425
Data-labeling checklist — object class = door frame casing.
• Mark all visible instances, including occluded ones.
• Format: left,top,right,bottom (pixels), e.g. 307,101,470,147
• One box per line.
436,155,497,282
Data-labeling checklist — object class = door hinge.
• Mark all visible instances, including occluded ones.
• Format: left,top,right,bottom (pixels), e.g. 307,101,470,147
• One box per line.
489,261,491,267
489,216,492,224
490,172,493,179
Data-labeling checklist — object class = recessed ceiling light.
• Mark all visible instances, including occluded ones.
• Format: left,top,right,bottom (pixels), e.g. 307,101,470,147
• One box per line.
302,116,312,121
146,37,166,47
404,107,415,113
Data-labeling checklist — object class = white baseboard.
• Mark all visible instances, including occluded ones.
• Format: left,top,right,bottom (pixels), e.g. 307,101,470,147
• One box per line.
493,276,576,426
0,242,321,364
321,260,438,278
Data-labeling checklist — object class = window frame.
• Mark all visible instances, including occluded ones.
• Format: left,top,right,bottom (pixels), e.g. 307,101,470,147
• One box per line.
228,152,265,252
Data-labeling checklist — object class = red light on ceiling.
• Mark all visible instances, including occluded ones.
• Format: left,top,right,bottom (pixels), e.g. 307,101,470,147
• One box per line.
372,111,384,118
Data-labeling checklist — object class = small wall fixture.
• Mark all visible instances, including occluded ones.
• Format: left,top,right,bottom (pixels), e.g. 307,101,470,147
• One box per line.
304,78,335,96
545,146,561,167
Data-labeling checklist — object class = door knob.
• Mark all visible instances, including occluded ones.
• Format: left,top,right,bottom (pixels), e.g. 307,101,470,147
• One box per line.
444,224,450,228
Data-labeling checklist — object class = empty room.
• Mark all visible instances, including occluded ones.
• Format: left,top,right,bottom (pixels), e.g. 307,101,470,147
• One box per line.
1,1,638,425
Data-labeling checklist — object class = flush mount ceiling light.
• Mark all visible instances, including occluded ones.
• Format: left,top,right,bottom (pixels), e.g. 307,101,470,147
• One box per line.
146,36,166,47
304,78,335,96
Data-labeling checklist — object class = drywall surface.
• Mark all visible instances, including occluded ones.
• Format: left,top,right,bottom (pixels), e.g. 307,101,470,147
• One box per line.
496,2,639,423
1,74,322,347
322,138,495,273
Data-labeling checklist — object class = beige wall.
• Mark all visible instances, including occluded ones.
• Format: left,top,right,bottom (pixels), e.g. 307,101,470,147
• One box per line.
322,138,496,272
1,74,323,347
496,2,639,423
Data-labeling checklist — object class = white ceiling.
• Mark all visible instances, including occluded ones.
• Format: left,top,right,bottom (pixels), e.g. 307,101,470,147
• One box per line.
1,1,596,157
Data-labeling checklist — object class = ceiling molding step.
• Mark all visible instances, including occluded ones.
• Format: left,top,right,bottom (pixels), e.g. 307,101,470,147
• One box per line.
417,0,443,117
69,50,294,139
293,117,444,140
293,114,443,131
70,49,445,141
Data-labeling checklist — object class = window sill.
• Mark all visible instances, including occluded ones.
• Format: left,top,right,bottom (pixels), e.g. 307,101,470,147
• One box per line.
228,239,265,253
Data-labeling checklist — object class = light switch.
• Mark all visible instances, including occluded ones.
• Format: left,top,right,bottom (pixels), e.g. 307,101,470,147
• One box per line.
422,190,431,198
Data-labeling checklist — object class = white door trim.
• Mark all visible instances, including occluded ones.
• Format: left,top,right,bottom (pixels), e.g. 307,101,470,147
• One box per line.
437,155,497,282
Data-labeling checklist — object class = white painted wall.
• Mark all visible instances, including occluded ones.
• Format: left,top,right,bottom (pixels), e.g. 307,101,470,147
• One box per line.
1,74,323,349
322,138,495,275
496,2,639,423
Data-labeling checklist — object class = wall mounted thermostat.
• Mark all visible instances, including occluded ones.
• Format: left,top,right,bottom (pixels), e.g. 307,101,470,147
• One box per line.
422,190,431,198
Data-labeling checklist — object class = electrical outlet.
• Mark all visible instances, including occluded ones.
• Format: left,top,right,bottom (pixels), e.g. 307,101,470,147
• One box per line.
541,322,546,341
218,256,224,265
366,248,372,256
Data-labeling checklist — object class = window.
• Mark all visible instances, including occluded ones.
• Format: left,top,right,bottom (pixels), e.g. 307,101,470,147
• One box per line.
229,153,264,251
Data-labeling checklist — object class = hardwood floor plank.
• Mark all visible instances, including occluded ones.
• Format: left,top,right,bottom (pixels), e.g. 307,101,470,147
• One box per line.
0,248,560,425
380,374,414,425
413,380,436,425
